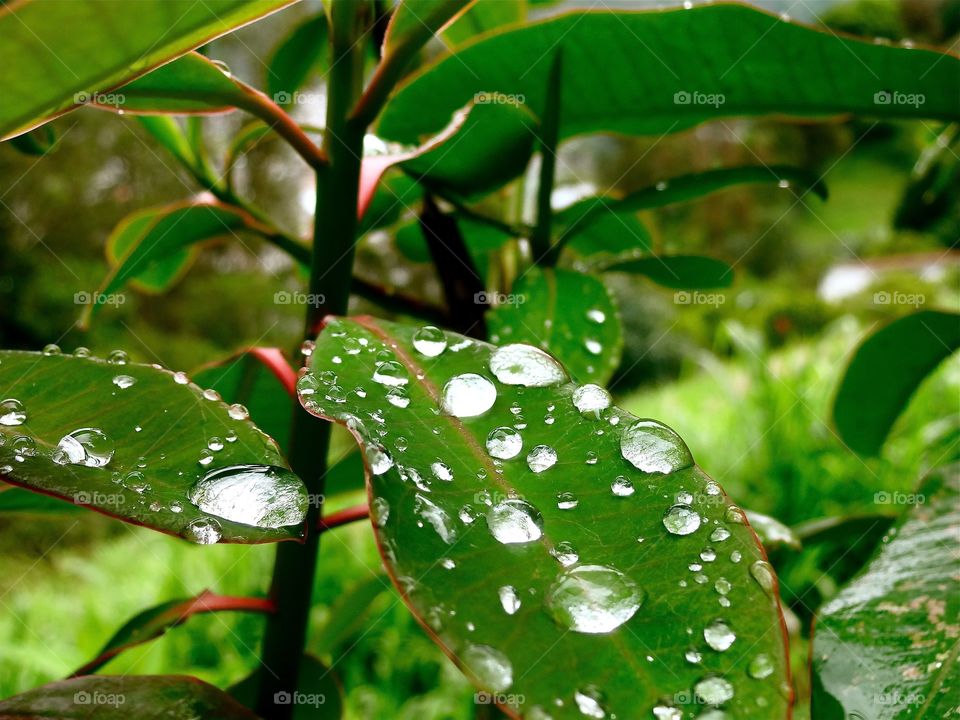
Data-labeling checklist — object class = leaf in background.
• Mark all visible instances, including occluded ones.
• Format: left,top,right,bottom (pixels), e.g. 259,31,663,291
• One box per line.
600,255,734,290
442,0,524,45
358,172,422,236
0,0,296,139
71,591,274,676
312,575,390,653
833,310,960,455
267,16,328,103
230,654,344,718
378,6,960,145
0,675,260,719
563,211,652,260
105,208,199,294
84,199,265,326
394,215,513,272
382,0,474,59
744,509,801,552
812,462,960,719
0,483,83,514
6,125,58,156
299,316,791,718
487,267,622,385
0,350,305,544
137,117,198,170
192,348,296,452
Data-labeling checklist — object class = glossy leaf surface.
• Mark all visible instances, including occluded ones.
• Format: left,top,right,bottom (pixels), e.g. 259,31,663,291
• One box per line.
601,255,734,290
105,207,199,294
299,316,791,719
833,310,960,455
487,268,622,385
812,462,960,719
378,6,960,144
0,350,304,544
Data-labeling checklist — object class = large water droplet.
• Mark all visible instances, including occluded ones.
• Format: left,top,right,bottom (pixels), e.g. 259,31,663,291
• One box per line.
366,444,394,475
750,560,776,594
430,460,453,481
373,360,408,387
413,326,448,357
498,585,521,615
546,564,643,634
112,374,136,389
573,685,607,718
489,344,567,387
440,373,497,417
0,399,26,426
526,444,557,473
414,493,458,544
461,643,512,692
188,465,307,528
662,504,701,535
572,384,611,417
694,675,734,704
487,499,543,544
54,428,114,467
620,419,693,474
748,653,774,679
486,426,523,459
184,517,222,544
704,619,736,651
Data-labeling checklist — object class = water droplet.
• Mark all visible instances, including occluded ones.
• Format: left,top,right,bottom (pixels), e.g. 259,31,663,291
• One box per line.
700,547,717,562
652,703,682,719
112,374,136,389
710,527,731,542
585,451,598,465
170,502,183,513
440,373,497,417
188,464,308,528
572,384,611,417
573,685,607,718
685,648,702,664
714,577,732,595
385,386,410,408
202,388,221,401
173,371,189,385
228,403,249,420
413,326,448,357
584,338,602,355
12,436,36,461
54,428,114,467
415,493,458,543
724,505,744,523
551,540,579,567
225,431,237,443
486,426,523,459
107,349,129,365
373,360,408,387
750,560,776,594
526,444,557,473
621,419,693,474
440,557,456,570
662,504,701,535
366,444,394,475
487,499,543,544
461,643,512,692
300,340,315,357
430,460,453,481
489,344,567,387
198,450,215,467
498,585,521,615
207,437,224,452
557,491,579,510
748,653,774,679
704,619,736,651
730,550,742,563
184,517,222,544
694,675,734,704
370,497,390,527
611,476,635,497
546,564,643,634
0,399,26,426
42,343,61,356
586,308,606,324
73,347,91,358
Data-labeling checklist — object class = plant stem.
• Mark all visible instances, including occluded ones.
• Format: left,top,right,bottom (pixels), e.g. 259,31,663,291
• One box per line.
256,4,370,718
531,48,564,265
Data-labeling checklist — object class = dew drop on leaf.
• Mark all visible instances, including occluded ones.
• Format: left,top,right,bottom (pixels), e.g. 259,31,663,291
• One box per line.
440,373,497,417
694,675,734,704
370,497,390,527
557,491,579,510
187,464,308,528
414,493,459,544
486,426,523,459
586,308,606,324
749,560,776,594
373,360,409,387
551,540,579,567
710,527,731,542
573,685,607,718
54,428,114,467
620,419,693,474
107,349,129,365
228,403,249,420
748,652,775,679
0,398,26,426
42,344,61,356
498,585,521,615
173,371,189,385
572,383,611,416
366,444,394,475
546,564,643,634
611,476,635,497
487,498,543,544
526,444,557,473
461,643,513,692
412,325,448,357
112,374,136,389
704,619,736,651
662,504,701,535
430,460,453,481
651,703,682,719
184,517,222,544
489,343,567,387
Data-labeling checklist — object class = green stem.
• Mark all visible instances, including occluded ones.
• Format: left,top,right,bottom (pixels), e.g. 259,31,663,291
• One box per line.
255,3,370,718
531,48,564,266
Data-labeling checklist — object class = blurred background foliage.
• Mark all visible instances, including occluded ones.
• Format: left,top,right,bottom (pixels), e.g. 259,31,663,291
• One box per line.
0,0,957,718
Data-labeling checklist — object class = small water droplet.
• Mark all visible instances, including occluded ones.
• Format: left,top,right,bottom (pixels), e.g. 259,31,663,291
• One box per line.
546,564,643,634
207,437,224,452
461,643,513,692
663,504,701,535
498,585,521,615
551,540,579,567
112,374,136,389
586,308,606,324
228,403,249,420
300,340,315,357
373,360,408,387
750,560,776,594
489,344,567,387
385,386,410,408
710,527,731,542
487,499,543,544
173,371,189,385
584,338,602,355
557,491,579,510
202,388,220,401
73,347,91,358
430,460,453,481
366,444,394,475
700,547,717,562
486,426,523,459
704,619,736,651
413,326,448,357
611,476,635,497
652,703,682,719
526,445,557,473
415,493,458,543
106,349,129,365
572,384,611,417
694,675,734,704
748,653,775,679
0,399,27,426
685,648,702,664
188,464,307,528
371,497,390,527
42,343,61,356
573,685,607,718
440,373,497,417
620,419,693,474
714,577,732,595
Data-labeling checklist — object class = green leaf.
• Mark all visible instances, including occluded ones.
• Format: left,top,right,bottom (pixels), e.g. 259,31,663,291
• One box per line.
267,16,328,103
441,0,524,45
487,267,622,385
83,199,264,326
600,255,734,290
72,591,274,676
393,214,512,268
230,655,344,718
833,310,960,455
137,117,198,170
0,483,83,514
563,211,652,260
0,675,260,719
382,0,474,59
0,350,304,544
378,5,960,144
299,316,791,718
6,125,58,156
812,462,960,719
105,207,199,294
743,509,801,552
192,348,295,452
0,0,295,139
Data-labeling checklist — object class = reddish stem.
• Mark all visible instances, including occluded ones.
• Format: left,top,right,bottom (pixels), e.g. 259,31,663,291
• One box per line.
318,503,370,532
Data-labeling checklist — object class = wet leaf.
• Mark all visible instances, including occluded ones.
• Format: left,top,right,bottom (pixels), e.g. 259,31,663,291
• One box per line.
834,310,960,455
382,0,474,60
0,675,260,719
0,350,304,544
600,255,734,290
0,483,83,514
562,212,651,260
487,267,622,385
812,462,960,719
299,315,792,719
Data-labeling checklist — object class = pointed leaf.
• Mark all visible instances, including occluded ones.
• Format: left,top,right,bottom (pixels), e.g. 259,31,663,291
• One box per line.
378,6,960,145
105,207,199,294
267,16,328,102
563,211,652,260
812,462,960,719
0,675,260,719
382,0,474,59
298,316,791,719
487,268,622,385
0,350,305,544
833,310,960,455
0,0,296,139
600,255,734,290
